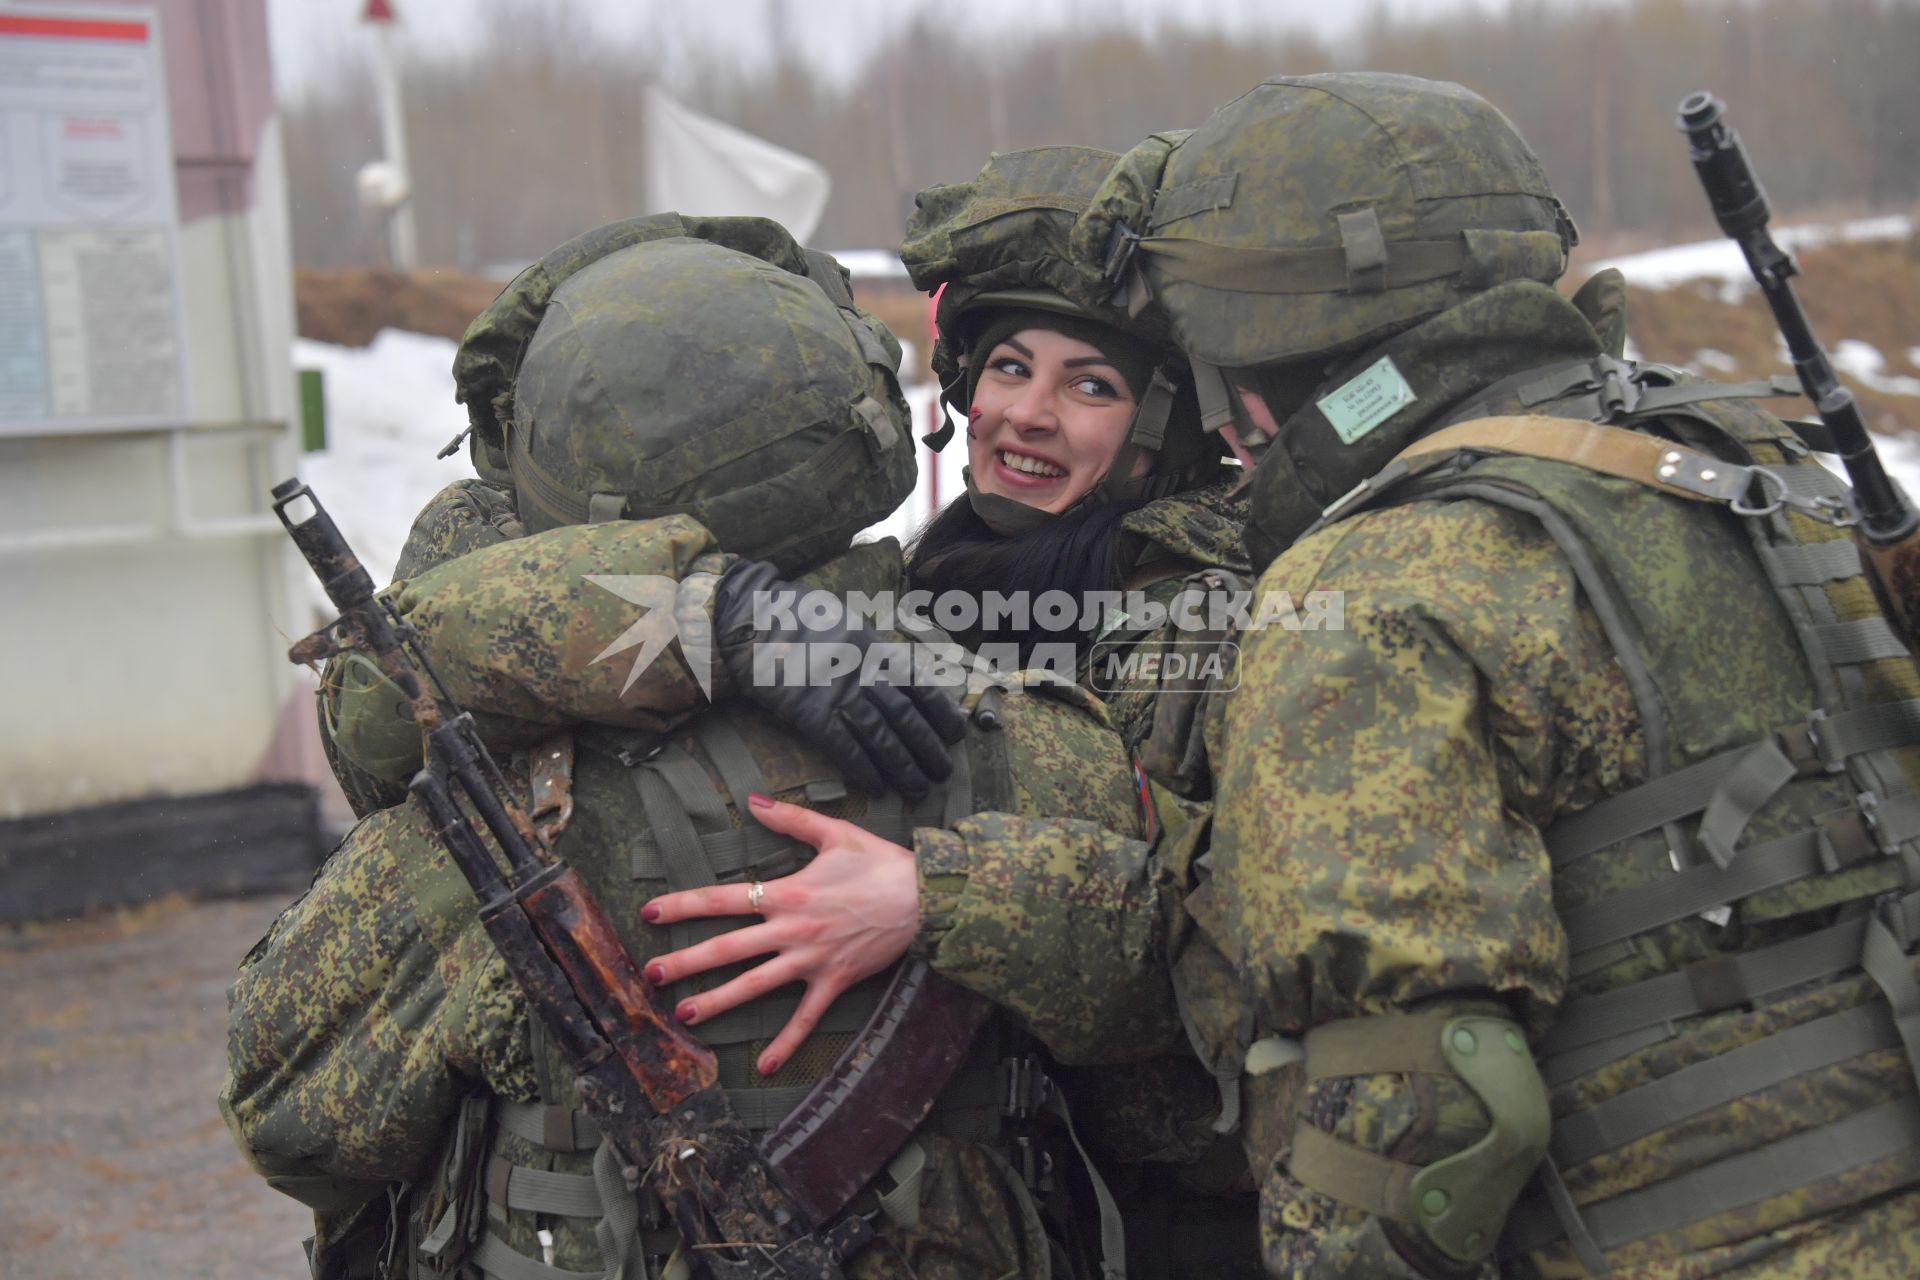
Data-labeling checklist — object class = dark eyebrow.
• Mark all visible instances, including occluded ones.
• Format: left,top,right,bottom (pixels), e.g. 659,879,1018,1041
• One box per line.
999,337,1033,358
1063,356,1120,370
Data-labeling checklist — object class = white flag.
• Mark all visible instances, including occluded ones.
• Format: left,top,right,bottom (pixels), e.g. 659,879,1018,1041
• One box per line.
643,85,831,243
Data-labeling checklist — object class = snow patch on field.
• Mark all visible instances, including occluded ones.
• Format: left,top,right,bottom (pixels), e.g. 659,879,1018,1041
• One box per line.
1594,215,1912,292
1833,340,1920,396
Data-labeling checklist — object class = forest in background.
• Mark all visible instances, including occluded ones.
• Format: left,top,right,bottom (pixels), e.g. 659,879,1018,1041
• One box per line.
284,0,1920,268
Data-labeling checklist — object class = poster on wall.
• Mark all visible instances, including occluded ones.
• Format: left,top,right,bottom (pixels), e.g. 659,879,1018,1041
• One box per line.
0,5,189,434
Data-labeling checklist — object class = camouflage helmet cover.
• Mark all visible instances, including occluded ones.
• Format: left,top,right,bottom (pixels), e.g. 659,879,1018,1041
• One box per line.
900,145,1223,500
1085,72,1578,369
504,233,915,570
901,145,1174,396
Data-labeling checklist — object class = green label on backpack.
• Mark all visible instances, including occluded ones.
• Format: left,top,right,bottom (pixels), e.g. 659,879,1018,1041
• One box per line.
1317,356,1416,444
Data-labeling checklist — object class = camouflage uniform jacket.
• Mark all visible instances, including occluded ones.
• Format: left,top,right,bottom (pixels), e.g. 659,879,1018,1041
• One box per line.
231,502,1183,1280
1177,283,1920,1278
1096,471,1251,756
320,480,1206,1067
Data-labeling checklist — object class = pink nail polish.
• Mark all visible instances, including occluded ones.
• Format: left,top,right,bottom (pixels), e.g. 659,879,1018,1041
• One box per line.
641,902,661,923
644,963,665,986
748,792,774,810
761,1056,781,1076
676,1001,698,1023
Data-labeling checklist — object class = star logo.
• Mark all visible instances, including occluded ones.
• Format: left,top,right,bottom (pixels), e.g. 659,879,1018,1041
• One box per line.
584,575,714,700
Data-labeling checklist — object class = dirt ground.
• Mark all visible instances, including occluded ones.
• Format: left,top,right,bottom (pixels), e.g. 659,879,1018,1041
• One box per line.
0,894,314,1278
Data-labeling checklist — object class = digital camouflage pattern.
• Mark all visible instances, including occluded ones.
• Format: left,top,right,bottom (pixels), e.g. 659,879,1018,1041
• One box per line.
1096,473,1251,753
225,539,1170,1279
1180,278,1920,1277
1071,73,1574,372
453,213,820,465
319,479,528,816
504,237,916,573
899,145,1168,395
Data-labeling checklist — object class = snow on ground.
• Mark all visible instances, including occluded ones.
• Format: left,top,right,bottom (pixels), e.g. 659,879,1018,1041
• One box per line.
1592,214,1911,293
294,330,474,598
1832,340,1920,396
293,328,965,597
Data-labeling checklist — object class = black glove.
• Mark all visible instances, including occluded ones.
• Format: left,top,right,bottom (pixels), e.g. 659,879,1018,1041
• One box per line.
712,558,968,798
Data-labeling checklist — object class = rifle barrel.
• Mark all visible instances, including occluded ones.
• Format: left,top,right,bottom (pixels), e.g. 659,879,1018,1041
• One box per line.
1676,92,1915,541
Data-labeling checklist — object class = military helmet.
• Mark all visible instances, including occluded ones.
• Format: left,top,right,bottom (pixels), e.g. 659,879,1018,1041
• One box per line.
1082,72,1577,372
901,145,1218,518
493,230,914,571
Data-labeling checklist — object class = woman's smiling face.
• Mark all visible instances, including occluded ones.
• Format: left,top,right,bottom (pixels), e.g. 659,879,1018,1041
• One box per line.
965,326,1145,514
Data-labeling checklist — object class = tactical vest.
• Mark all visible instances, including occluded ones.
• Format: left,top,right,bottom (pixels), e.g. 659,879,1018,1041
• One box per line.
1317,357,1920,1273
391,694,1024,1280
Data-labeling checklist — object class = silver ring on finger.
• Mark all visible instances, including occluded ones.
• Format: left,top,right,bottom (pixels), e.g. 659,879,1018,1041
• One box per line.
747,880,766,914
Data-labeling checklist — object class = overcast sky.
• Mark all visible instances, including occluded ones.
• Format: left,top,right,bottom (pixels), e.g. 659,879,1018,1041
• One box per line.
265,0,1524,99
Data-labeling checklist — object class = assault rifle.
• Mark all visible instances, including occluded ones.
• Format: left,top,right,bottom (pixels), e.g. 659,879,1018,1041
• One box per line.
1678,92,1920,639
271,479,890,1280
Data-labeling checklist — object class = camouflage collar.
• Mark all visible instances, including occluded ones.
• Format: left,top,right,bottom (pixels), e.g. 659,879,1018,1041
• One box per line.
1118,469,1251,575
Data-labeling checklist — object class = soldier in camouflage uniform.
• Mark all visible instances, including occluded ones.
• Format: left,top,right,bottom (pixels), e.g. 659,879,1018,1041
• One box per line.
1057,72,1920,1278
228,225,1186,1280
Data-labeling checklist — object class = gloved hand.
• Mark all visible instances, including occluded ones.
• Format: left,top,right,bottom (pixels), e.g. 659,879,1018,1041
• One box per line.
712,558,967,798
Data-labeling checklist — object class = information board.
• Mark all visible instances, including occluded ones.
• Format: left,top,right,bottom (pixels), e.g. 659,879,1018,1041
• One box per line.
0,5,188,433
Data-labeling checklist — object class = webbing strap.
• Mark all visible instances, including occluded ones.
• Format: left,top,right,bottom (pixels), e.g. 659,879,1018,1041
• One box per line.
1861,902,1920,1094
874,1139,928,1229
473,1231,602,1280
1537,1155,1613,1280
1137,228,1564,297
1302,1012,1452,1080
1042,1086,1129,1280
1536,914,1876,1062
1815,700,1920,763
1561,824,1834,959
488,1158,604,1218
590,1137,649,1280
1189,360,1241,438
1811,616,1911,667
1549,999,1903,1167
1625,374,1799,415
633,767,716,904
1544,703,1920,867
1759,538,1863,586
691,720,771,819
498,1100,599,1152
1287,1123,1417,1227
1504,1094,1920,1257
1696,739,1799,868
1394,416,1755,505
1544,746,1750,867
629,825,801,882
1774,462,1850,501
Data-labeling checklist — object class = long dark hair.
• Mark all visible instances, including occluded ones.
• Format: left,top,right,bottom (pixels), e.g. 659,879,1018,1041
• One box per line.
906,495,1147,664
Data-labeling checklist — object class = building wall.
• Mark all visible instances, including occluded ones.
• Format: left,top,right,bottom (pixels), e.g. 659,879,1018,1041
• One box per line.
0,0,301,818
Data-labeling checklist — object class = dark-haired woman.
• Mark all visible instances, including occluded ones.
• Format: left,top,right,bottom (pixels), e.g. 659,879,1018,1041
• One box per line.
649,149,1260,1277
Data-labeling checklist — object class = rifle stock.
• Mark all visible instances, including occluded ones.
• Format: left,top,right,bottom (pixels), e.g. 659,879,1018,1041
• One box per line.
1678,92,1920,644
